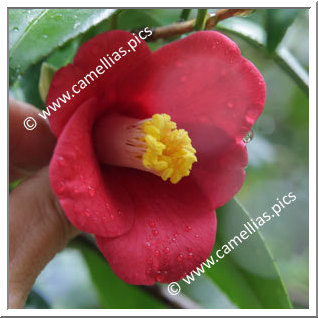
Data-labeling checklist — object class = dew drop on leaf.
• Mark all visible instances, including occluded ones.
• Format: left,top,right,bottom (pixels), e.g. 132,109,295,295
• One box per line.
73,22,81,29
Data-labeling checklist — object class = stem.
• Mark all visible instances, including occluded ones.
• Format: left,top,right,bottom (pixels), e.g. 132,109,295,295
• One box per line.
180,9,191,21
195,9,208,31
149,9,253,41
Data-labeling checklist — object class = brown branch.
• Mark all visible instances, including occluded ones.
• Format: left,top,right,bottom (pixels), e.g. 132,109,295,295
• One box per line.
148,9,254,41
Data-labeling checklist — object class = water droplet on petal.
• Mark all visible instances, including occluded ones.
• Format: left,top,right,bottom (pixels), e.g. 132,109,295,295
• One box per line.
185,225,192,232
57,156,66,167
195,234,200,239
180,76,187,83
243,129,254,143
109,213,114,220
154,250,160,257
88,186,95,197
227,102,234,108
41,34,48,39
73,188,79,194
13,26,19,32
145,242,151,248
152,229,159,236
156,271,164,282
84,210,90,217
187,252,194,259
163,247,170,254
177,254,184,262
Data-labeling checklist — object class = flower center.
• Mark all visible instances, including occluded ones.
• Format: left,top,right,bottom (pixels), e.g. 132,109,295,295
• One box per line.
93,113,197,184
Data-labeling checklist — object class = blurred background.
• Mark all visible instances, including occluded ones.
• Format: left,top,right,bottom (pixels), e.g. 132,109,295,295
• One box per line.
9,8,309,309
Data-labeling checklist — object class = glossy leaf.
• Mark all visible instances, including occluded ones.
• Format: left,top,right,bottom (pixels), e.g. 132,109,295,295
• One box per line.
266,9,302,53
116,9,183,31
9,8,115,85
46,37,81,69
10,62,44,109
202,198,292,308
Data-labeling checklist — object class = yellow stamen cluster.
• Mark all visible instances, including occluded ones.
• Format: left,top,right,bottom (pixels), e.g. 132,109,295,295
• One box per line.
141,114,197,184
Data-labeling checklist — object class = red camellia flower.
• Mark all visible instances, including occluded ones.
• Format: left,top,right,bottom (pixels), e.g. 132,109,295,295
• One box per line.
48,30,266,285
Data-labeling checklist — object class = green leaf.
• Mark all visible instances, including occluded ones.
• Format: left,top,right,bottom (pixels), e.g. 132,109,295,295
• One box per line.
45,37,81,69
180,9,192,21
116,9,163,30
25,289,51,309
39,62,57,103
10,61,45,109
203,198,292,308
266,9,302,53
9,8,115,85
9,179,22,192
216,18,308,95
71,239,167,309
116,9,183,31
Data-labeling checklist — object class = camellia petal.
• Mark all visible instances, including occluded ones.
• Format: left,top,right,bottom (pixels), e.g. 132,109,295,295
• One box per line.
47,30,152,137
148,31,266,140
143,31,265,208
96,166,217,285
49,98,134,237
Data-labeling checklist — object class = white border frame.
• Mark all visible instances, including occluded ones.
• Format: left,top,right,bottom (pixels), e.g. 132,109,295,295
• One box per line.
2,0,316,316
